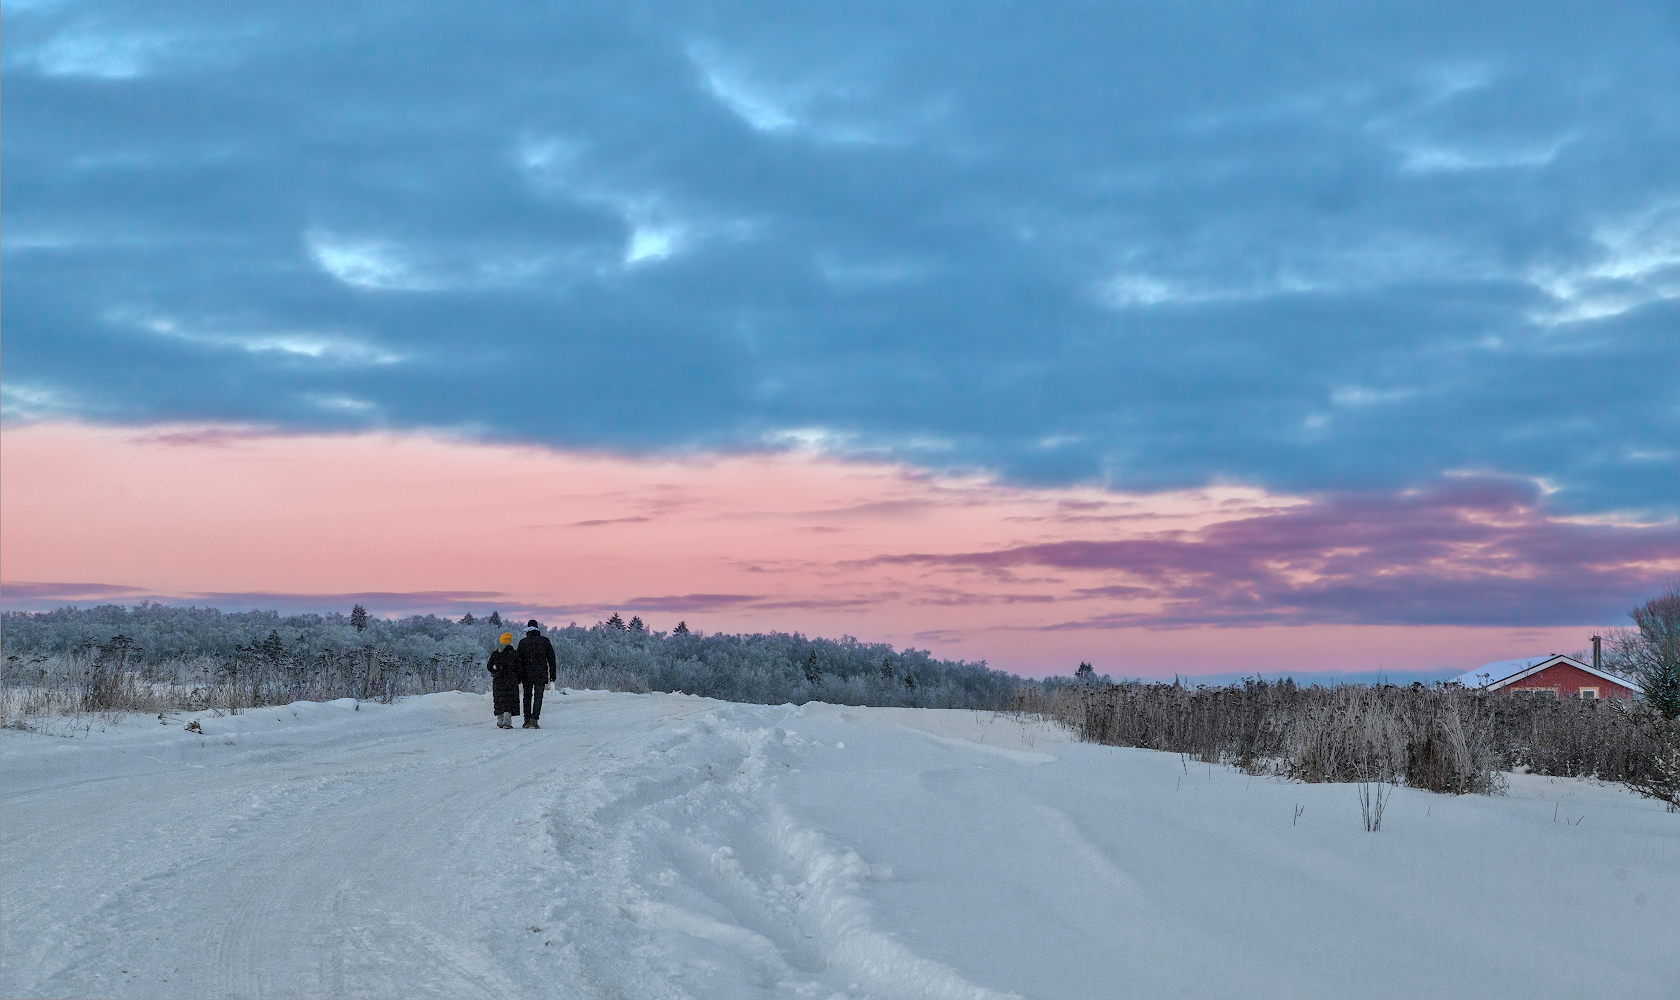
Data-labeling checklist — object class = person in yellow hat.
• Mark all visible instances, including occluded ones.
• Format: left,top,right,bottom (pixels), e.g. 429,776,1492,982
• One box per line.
486,632,519,728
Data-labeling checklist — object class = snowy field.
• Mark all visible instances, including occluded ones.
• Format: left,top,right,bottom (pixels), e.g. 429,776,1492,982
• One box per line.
2,691,1675,1000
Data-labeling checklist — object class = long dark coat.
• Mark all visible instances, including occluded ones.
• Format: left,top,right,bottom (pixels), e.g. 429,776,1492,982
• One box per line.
487,645,520,715
516,631,557,685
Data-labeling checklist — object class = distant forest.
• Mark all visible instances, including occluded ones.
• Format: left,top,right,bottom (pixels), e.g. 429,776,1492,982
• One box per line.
0,603,1031,710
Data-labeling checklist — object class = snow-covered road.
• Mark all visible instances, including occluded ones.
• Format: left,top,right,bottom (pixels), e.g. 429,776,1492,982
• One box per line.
3,691,1676,999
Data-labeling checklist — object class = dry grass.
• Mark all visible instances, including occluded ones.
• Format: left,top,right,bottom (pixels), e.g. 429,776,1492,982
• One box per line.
1015,678,1676,798
555,661,652,694
0,647,490,730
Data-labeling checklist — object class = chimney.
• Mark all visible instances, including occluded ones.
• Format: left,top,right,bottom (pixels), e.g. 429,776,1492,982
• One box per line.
1591,634,1602,671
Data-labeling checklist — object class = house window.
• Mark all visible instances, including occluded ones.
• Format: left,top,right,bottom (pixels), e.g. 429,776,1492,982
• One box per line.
1516,687,1558,700
1579,688,1598,700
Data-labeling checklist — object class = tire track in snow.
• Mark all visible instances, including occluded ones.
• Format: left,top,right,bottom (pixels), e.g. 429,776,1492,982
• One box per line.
1,693,711,999
545,705,1024,1000
5,694,1022,999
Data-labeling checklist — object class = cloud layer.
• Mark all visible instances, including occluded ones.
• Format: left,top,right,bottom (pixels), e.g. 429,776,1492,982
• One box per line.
882,478,1680,628
3,425,1673,675
4,1,1677,517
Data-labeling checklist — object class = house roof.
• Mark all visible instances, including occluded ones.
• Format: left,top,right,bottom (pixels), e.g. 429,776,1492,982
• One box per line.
1453,657,1547,688
1452,654,1642,693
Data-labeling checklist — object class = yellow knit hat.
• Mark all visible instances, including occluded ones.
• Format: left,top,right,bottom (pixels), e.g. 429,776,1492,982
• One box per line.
499,632,514,645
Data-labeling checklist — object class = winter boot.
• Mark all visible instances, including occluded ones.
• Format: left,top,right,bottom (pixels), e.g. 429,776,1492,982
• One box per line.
522,717,536,729
528,718,541,729
498,712,512,728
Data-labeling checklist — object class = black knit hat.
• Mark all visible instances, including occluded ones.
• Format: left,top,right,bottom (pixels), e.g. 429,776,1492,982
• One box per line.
526,619,540,629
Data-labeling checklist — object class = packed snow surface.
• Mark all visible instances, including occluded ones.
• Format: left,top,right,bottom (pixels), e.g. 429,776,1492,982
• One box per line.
3,691,1676,999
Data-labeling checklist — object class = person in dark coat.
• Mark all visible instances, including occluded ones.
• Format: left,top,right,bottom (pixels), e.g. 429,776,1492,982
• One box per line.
516,620,556,728
487,632,520,728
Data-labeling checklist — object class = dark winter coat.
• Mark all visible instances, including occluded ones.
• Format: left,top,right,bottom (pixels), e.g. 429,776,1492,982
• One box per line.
487,645,520,715
517,631,557,685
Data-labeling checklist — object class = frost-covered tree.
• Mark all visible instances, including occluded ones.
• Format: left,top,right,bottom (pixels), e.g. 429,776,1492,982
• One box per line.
459,612,476,626
673,621,690,635
487,611,503,629
1,605,1027,710
350,604,368,632
606,612,626,631
1075,662,1095,680
1619,582,1680,719
628,615,646,633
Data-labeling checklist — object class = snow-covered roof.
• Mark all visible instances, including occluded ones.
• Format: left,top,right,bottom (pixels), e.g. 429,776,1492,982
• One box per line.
1453,657,1546,688
1452,654,1642,693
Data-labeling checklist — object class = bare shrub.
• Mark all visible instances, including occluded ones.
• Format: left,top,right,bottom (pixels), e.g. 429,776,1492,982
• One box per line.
1611,702,1680,811
1481,693,1665,785
1614,581,1680,720
556,660,653,694
1357,782,1391,831
1017,679,1505,794
1019,677,1680,800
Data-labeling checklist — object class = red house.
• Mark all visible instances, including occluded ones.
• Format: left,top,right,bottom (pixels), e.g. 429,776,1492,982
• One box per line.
1453,654,1641,703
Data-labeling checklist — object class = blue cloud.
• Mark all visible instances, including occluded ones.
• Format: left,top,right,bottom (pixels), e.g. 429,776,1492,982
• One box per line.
4,1,1677,514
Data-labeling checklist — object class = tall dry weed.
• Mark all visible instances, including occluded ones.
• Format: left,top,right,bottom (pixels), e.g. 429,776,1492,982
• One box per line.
1017,679,1517,794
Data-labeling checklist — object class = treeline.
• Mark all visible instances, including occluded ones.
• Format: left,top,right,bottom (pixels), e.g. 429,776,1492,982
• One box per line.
0,603,1022,711
7,595,1674,807
1,603,494,667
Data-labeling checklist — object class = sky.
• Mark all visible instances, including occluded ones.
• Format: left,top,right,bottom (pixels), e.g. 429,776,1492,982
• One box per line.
3,1,1678,678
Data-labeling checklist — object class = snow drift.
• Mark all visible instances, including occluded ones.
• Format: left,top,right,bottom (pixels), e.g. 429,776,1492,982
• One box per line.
2,692,1675,999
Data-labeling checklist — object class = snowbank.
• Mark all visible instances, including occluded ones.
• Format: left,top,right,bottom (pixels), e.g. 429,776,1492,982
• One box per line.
3,691,1675,999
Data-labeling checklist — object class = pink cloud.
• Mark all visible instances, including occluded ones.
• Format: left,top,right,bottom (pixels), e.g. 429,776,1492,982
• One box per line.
2,423,1667,677
619,593,761,612
0,582,151,600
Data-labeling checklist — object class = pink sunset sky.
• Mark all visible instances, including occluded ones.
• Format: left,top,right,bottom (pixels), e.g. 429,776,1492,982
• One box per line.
5,422,1668,680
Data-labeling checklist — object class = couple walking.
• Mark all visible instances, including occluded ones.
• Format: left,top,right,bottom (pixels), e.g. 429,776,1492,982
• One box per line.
487,620,556,729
